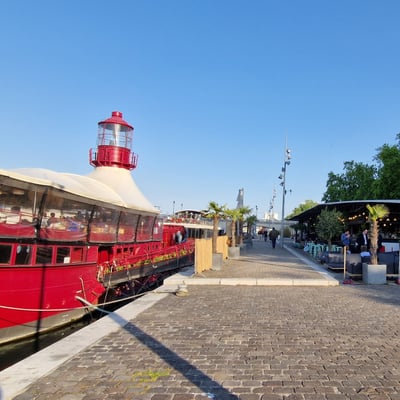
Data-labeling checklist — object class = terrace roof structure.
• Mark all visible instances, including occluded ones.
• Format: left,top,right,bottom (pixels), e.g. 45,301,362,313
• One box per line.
289,200,400,233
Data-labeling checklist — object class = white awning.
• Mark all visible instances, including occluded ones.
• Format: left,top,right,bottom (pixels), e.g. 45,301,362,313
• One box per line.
0,167,159,214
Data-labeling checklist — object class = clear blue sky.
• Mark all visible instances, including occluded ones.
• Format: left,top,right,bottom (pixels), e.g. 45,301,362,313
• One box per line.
1,1,399,218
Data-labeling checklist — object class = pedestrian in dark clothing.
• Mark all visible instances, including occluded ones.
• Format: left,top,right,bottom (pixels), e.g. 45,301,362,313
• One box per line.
341,229,351,253
269,227,279,249
264,230,268,242
341,229,350,248
356,228,369,252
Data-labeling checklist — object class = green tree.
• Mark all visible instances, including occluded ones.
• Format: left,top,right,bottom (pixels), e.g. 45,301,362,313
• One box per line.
315,208,344,250
204,201,227,254
322,172,346,202
374,134,400,198
322,161,377,202
286,200,318,219
366,204,389,265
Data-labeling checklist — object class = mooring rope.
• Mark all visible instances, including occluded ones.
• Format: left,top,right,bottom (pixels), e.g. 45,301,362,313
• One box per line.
0,291,147,313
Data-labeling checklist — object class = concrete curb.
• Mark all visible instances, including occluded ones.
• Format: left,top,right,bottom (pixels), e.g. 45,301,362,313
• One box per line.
162,246,340,288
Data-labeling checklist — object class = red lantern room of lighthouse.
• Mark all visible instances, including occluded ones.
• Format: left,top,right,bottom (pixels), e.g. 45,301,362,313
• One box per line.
89,111,138,170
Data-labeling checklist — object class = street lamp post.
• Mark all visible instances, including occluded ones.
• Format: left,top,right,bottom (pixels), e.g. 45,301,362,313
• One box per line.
279,148,291,247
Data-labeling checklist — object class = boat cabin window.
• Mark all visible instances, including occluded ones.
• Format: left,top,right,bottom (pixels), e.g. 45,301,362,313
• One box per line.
41,193,91,233
35,246,53,265
15,245,32,265
0,183,43,238
71,247,84,263
117,212,139,243
54,246,85,263
137,215,155,242
153,217,163,241
0,244,12,264
92,206,119,224
89,206,118,243
56,247,71,263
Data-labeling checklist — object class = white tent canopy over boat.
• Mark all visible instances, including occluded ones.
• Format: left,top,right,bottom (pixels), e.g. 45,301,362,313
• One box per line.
1,167,159,214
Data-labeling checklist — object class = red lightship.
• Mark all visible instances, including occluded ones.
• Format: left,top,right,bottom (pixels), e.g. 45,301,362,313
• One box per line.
0,111,194,344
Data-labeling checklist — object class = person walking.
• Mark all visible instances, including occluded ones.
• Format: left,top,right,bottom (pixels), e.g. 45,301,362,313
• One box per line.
269,227,279,249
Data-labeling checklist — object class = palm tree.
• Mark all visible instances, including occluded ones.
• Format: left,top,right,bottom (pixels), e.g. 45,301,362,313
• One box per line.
204,201,227,254
366,204,389,265
225,208,242,247
246,215,258,238
236,206,252,245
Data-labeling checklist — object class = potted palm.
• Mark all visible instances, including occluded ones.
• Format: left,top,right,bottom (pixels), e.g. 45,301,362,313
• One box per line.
236,206,252,245
224,206,251,258
363,204,389,284
204,201,227,270
225,208,241,259
245,214,257,243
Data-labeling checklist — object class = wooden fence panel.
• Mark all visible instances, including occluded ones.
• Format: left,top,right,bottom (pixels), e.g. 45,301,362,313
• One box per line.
194,236,228,274
194,238,212,273
217,235,228,259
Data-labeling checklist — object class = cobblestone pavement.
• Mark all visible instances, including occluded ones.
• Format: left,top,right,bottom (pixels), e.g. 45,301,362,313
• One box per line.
193,240,333,281
8,241,400,400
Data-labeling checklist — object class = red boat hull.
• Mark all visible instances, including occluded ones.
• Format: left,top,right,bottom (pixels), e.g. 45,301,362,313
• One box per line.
0,240,195,345
0,263,104,344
